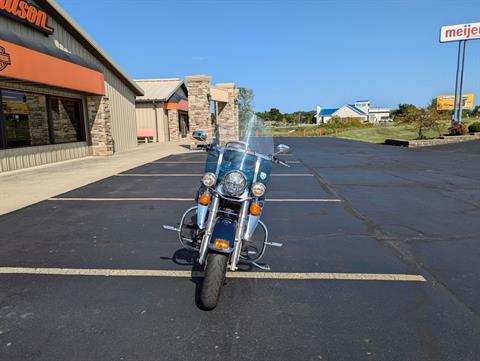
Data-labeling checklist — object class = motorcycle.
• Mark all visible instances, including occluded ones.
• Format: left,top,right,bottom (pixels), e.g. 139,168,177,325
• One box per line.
163,114,290,310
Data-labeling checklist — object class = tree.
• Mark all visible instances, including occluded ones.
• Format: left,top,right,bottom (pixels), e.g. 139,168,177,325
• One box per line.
257,108,282,123
391,104,418,120
394,105,442,139
470,106,479,117
256,108,316,125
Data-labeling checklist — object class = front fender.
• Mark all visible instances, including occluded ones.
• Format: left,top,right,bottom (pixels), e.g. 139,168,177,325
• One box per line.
208,217,236,254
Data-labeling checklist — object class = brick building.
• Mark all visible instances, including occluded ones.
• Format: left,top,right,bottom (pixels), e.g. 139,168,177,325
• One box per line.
135,79,189,143
0,0,143,172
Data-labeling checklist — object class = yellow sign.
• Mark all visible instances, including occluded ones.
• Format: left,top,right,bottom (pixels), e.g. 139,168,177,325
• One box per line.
437,94,475,110
2,100,28,115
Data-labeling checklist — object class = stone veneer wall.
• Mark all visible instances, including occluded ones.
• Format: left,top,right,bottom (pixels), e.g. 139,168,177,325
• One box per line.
216,83,239,143
26,94,50,146
52,99,78,143
386,134,480,147
87,96,114,156
167,109,180,141
186,75,214,142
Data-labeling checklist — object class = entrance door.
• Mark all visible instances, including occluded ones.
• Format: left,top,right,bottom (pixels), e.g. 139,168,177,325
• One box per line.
179,112,189,138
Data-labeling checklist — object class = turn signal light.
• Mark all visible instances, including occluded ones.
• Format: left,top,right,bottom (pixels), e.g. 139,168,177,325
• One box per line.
199,193,211,205
213,239,229,250
250,203,262,216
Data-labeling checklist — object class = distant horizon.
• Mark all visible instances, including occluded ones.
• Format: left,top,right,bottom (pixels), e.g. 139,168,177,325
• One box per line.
58,0,480,113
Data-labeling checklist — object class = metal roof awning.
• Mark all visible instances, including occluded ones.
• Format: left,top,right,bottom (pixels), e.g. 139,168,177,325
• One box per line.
37,0,144,96
135,78,186,102
0,38,105,95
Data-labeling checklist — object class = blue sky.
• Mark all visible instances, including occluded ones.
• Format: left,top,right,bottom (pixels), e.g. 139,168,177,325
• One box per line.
58,0,480,112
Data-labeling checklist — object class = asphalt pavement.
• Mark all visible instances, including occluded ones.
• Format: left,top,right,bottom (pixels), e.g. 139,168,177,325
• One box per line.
1,138,480,361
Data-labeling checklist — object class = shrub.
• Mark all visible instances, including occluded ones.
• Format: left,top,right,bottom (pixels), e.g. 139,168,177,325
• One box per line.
326,117,366,129
448,123,467,136
468,122,480,133
344,118,364,127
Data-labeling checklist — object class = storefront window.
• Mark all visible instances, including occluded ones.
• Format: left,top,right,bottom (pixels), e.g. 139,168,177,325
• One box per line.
50,97,85,143
1,90,49,148
0,89,86,149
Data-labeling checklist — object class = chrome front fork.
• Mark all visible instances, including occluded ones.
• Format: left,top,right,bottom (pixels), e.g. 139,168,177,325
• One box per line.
198,195,220,265
230,201,249,271
198,197,249,270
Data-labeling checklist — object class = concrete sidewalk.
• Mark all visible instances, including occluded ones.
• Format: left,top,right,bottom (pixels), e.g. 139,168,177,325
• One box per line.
0,142,192,215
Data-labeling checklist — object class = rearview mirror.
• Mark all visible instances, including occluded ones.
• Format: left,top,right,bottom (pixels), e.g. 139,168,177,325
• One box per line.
192,130,208,142
275,144,290,154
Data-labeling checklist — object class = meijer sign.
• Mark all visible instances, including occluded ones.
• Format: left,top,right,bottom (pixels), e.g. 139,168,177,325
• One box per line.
440,22,480,42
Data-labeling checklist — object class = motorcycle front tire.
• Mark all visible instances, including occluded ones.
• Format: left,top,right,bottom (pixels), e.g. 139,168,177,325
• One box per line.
200,252,228,310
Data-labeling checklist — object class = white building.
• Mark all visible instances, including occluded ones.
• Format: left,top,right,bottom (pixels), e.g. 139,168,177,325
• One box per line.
315,100,391,124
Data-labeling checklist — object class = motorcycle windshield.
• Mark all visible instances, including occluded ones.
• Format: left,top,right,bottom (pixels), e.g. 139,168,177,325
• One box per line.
205,113,274,187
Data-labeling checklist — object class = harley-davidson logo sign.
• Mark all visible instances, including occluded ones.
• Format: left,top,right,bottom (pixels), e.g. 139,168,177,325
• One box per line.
0,46,11,71
0,0,54,35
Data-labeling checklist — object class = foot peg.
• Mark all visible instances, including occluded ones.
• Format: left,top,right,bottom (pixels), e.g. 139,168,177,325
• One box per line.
251,261,271,271
163,225,180,232
265,241,283,248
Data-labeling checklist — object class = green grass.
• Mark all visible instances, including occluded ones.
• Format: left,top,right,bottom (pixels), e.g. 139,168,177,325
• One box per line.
272,117,480,144
335,125,440,144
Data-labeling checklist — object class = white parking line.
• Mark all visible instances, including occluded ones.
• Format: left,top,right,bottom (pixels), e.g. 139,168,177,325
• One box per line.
151,161,302,164
115,173,314,177
271,174,313,176
266,199,342,202
49,197,194,201
152,161,207,164
48,197,342,202
118,174,202,177
0,267,426,282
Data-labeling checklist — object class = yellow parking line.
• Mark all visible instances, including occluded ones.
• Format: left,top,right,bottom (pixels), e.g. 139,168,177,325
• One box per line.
48,197,342,202
0,267,426,282
115,174,313,177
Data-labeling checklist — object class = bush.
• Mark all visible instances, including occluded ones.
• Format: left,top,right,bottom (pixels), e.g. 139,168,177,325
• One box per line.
468,122,480,133
326,117,366,129
448,122,467,136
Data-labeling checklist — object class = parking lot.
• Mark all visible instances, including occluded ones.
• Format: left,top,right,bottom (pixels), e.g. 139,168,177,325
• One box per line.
1,138,480,360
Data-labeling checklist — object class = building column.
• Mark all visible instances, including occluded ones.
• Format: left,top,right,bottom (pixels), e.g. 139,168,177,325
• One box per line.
186,75,213,143
87,96,114,156
215,83,239,143
167,108,180,141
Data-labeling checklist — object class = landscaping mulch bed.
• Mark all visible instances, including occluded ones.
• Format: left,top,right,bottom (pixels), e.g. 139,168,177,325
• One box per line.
385,134,480,148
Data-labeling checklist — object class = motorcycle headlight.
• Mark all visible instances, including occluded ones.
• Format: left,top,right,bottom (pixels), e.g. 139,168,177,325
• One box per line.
202,172,217,187
251,182,266,197
223,171,247,196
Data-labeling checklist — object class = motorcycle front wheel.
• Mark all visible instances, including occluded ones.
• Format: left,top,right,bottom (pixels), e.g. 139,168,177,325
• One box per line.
200,253,228,310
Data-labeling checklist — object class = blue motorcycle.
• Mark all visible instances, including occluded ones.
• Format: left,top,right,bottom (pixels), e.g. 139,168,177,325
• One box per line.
164,115,289,309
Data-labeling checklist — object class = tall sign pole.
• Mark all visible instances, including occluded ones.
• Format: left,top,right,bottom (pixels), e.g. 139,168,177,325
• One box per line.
440,22,480,124
457,41,467,123
453,42,461,123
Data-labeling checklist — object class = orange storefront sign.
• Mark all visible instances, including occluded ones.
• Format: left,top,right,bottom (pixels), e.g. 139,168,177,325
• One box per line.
0,0,54,35
0,39,105,95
